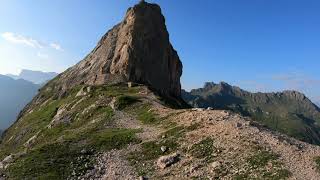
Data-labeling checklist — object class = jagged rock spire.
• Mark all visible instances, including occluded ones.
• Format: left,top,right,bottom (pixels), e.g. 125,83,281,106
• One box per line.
50,1,183,98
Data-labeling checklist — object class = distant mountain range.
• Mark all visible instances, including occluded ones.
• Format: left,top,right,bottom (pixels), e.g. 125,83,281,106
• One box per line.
0,75,39,131
182,82,320,145
0,70,58,133
7,69,58,84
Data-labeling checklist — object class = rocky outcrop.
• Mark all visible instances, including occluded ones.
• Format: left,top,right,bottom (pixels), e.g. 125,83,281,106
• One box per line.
47,1,182,98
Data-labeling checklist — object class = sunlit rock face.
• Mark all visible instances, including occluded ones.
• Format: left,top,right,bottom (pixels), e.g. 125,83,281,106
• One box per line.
53,1,183,98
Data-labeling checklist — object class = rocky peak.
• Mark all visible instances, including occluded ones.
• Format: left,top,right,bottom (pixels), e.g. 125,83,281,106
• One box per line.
48,1,182,98
202,81,241,95
281,90,306,101
203,82,217,89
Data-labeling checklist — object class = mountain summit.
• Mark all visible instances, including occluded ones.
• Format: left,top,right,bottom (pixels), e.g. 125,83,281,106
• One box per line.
50,1,182,98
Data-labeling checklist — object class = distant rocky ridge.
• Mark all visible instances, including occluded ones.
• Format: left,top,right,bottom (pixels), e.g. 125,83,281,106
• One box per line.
7,69,58,84
182,82,320,145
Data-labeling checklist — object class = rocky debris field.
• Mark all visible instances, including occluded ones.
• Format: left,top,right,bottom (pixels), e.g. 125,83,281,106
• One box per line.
75,99,320,179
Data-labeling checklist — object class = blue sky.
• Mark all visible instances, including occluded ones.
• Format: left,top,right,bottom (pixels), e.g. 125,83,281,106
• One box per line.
0,0,319,104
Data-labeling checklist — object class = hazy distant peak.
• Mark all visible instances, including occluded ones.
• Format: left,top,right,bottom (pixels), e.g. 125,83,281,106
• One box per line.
20,69,57,76
6,69,58,84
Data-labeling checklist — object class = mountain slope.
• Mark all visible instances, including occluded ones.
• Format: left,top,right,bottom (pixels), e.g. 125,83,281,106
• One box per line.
1,83,320,179
1,1,320,179
182,82,320,145
0,75,39,130
7,69,58,84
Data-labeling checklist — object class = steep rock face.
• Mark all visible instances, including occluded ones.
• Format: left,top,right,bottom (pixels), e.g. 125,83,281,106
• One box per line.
52,1,182,98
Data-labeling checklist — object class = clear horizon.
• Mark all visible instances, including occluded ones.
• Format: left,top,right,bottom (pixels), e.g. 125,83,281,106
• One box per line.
0,0,319,104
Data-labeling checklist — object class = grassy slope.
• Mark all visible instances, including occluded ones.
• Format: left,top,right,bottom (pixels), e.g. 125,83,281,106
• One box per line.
0,84,146,179
0,83,297,179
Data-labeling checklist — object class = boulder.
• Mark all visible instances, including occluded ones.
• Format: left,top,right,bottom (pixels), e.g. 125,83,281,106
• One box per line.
48,106,72,128
157,153,180,169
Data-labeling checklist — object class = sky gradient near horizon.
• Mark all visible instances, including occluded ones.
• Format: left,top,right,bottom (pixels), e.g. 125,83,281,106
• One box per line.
0,0,320,104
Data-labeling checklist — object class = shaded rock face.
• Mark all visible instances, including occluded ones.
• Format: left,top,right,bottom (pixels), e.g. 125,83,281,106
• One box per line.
54,1,182,97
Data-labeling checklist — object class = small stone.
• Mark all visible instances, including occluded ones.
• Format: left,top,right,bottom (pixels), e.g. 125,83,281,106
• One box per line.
207,107,214,110
2,155,14,164
192,108,204,112
81,149,87,154
87,86,92,92
211,161,221,169
76,87,88,97
236,122,242,128
157,153,180,169
161,146,167,152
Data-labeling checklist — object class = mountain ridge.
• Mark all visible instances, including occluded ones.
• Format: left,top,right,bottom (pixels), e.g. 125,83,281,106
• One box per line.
6,69,58,84
0,75,40,130
182,81,320,145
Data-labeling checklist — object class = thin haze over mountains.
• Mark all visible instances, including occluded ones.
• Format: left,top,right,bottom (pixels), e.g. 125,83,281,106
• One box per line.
6,69,58,84
0,70,58,131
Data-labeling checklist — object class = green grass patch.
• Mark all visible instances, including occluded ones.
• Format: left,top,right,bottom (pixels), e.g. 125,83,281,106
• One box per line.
163,126,185,139
0,84,146,179
314,156,320,171
88,128,141,151
262,169,292,179
233,149,291,179
35,106,115,147
233,173,249,180
8,128,141,179
7,143,94,179
93,84,140,97
133,104,158,124
73,106,114,128
139,140,178,160
247,150,278,169
127,139,178,176
186,123,201,131
161,123,200,140
0,100,62,159
115,95,140,110
189,137,215,162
